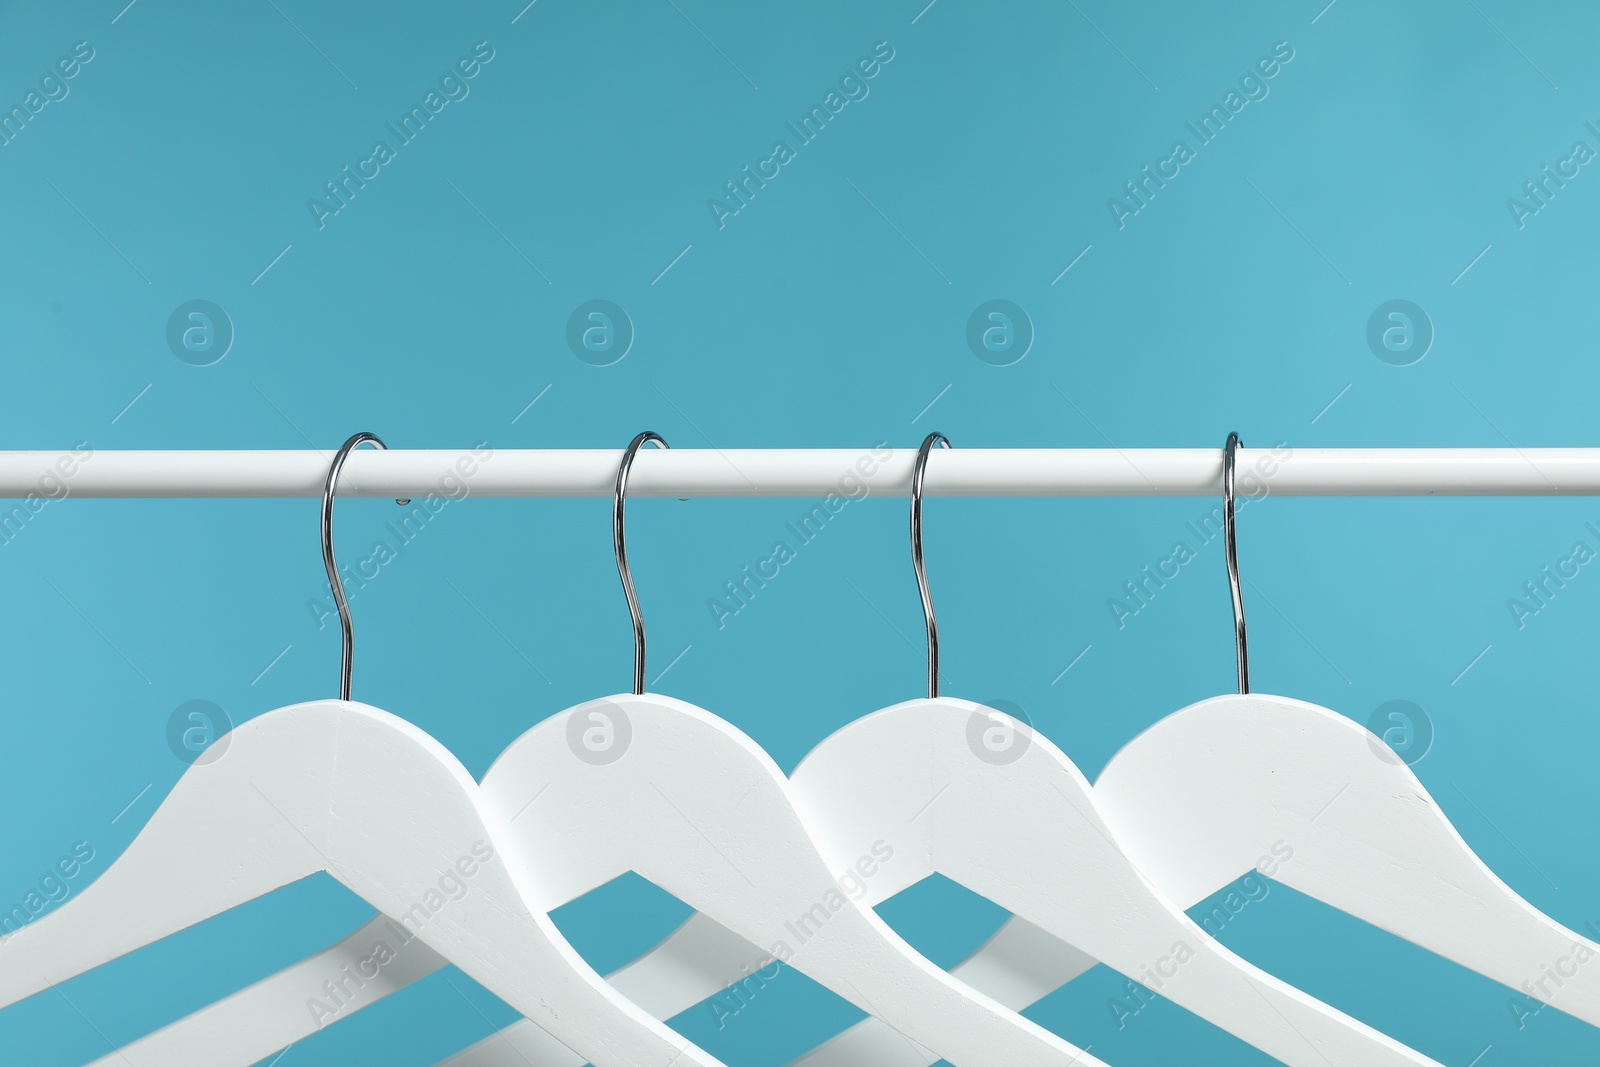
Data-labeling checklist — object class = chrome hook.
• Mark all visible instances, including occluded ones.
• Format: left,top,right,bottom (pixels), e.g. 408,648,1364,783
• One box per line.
614,432,670,696
1222,431,1250,695
911,433,952,699
321,433,408,701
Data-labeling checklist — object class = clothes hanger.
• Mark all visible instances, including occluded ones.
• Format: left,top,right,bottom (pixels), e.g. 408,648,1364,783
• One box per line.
741,431,1600,1062
434,433,1450,1067
115,431,1100,1067
25,433,723,1067
1090,432,1600,1026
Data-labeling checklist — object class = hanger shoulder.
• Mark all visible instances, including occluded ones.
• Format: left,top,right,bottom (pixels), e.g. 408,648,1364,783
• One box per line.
0,700,343,1009
789,698,1443,1067
1096,692,1600,1027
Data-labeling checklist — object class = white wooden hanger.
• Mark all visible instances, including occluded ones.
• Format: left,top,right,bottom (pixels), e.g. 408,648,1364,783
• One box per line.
1090,431,1600,1025
107,431,1109,1067
27,433,727,1067
730,432,1600,1062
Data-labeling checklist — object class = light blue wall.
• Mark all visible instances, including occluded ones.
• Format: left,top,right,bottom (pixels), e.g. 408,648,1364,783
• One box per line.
2,0,1597,1063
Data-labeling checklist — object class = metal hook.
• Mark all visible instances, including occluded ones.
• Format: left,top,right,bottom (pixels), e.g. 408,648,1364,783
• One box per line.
321,433,408,702
1222,431,1250,695
615,432,669,696
911,433,951,699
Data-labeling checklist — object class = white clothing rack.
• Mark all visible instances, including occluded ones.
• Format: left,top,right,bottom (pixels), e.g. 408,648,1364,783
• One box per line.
3,448,1599,498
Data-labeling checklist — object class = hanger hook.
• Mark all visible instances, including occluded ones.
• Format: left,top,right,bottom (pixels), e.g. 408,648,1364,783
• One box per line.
615,432,669,696
1222,431,1250,695
911,433,951,699
322,432,408,701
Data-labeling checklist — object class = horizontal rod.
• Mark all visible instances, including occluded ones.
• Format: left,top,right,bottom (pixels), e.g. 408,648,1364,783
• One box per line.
2,448,1600,499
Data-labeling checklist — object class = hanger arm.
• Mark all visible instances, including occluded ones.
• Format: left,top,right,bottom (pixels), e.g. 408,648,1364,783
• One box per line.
83,916,450,1067
1095,693,1600,1028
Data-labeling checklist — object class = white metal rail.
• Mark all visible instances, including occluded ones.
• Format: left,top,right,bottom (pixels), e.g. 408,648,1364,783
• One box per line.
3,448,1600,498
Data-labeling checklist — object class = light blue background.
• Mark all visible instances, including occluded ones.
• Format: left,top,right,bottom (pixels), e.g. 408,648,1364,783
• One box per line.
2,0,1598,1063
